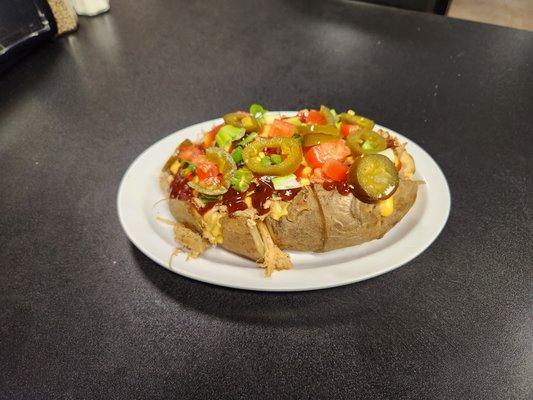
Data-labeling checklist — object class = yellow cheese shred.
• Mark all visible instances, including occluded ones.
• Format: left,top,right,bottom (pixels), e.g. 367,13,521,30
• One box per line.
379,197,394,217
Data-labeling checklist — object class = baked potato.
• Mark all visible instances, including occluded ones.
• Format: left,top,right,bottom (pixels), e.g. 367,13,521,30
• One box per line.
160,105,418,276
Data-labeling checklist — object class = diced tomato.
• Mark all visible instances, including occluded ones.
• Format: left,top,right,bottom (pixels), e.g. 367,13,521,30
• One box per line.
196,161,220,182
322,160,348,181
294,165,306,179
304,140,351,168
178,145,204,162
203,124,224,148
269,120,296,137
340,123,359,138
306,109,326,125
305,147,323,169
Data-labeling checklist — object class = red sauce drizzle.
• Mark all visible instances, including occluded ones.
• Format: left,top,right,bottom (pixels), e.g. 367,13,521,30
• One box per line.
221,187,248,215
251,176,275,215
386,138,397,148
322,180,351,196
195,201,216,215
177,174,303,218
263,147,281,156
170,174,193,200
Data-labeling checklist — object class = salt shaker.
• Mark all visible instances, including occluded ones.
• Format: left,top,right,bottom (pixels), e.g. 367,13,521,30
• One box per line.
70,0,110,16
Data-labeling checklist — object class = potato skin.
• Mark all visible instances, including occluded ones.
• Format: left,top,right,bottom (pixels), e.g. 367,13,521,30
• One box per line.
266,186,324,252
162,173,418,258
167,196,263,260
168,198,202,231
219,215,263,261
313,184,380,252
378,179,418,234
313,179,418,251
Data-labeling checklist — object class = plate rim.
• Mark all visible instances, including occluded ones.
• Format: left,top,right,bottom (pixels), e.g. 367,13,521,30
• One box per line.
117,113,451,292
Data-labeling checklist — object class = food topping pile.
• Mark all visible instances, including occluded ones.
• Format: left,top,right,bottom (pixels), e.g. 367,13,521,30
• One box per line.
161,104,417,275
164,105,409,215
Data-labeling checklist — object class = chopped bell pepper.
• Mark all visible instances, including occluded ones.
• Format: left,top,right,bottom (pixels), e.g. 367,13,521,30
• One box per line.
270,154,282,164
319,105,336,125
230,168,254,192
249,103,267,120
238,132,258,146
231,146,244,164
272,174,301,190
260,156,272,167
216,125,246,150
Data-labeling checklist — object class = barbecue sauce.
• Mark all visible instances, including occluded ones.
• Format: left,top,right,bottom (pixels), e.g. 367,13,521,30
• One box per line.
170,174,193,200
173,174,302,217
322,180,351,196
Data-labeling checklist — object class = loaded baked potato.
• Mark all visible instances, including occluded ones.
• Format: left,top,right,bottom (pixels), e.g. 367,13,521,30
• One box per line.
160,105,418,276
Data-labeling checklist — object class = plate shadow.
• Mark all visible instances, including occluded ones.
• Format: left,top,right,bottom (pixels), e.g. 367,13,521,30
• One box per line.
131,244,377,328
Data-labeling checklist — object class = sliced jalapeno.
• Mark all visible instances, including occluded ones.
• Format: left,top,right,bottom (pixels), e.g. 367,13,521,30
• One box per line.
346,129,386,156
242,137,302,175
348,154,399,203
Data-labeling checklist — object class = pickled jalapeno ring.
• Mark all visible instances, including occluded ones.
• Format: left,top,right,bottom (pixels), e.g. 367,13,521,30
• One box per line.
242,137,302,175
346,129,387,156
302,133,339,147
339,113,375,130
348,154,399,203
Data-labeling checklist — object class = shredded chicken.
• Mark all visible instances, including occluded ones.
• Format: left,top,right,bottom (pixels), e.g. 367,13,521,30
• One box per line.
256,221,292,276
245,218,266,259
173,223,209,259
377,129,416,180
398,149,415,179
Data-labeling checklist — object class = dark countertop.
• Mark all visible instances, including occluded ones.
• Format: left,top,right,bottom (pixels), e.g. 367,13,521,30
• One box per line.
1,1,531,398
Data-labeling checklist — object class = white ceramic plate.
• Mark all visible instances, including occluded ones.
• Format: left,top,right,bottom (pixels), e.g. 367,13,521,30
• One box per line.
118,113,450,291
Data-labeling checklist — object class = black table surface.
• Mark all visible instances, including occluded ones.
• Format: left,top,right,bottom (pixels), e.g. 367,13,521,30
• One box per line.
1,0,532,398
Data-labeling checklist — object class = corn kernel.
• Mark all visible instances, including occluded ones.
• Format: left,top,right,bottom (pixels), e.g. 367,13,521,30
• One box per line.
379,197,394,217
300,178,311,186
244,196,252,208
169,160,181,175
302,167,312,177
